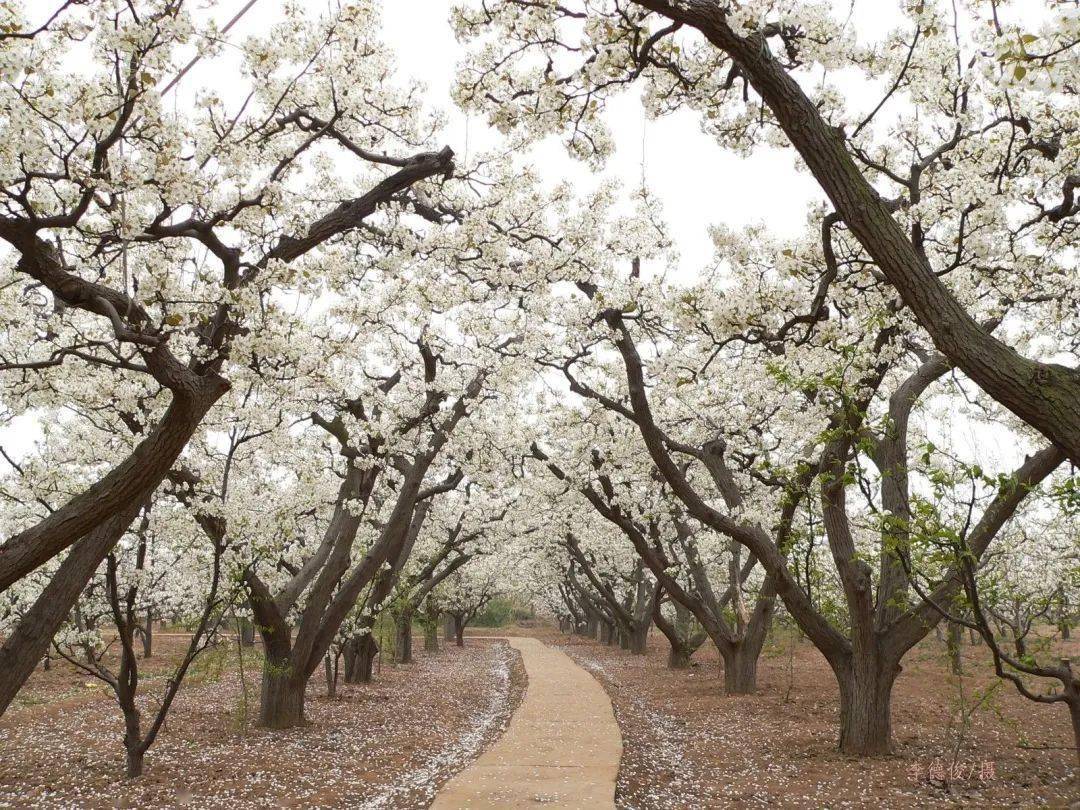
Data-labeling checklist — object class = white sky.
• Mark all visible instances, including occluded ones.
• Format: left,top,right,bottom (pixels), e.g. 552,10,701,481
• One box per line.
173,0,833,276
7,0,1032,470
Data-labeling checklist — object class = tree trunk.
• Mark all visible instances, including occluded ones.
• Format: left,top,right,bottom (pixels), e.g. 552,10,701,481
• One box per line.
443,613,455,641
586,610,600,639
240,618,255,647
0,505,139,717
836,657,899,755
324,655,337,699
674,602,692,639
355,634,379,684
946,622,963,675
258,668,305,729
721,642,760,695
453,615,465,647
395,615,413,664
142,611,153,659
1069,698,1080,771
652,598,699,669
343,633,378,684
629,622,649,655
342,637,360,683
668,643,692,669
125,745,145,780
120,692,144,778
969,628,981,646
423,619,439,652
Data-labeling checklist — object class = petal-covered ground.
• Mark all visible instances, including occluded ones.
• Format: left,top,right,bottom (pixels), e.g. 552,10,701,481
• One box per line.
0,636,525,809
544,626,1078,808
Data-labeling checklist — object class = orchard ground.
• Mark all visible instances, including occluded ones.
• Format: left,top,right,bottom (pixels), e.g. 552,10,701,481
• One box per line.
1,622,1077,808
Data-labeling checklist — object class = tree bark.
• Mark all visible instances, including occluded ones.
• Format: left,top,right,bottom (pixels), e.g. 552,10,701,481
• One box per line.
258,668,305,729
343,633,379,684
239,618,255,647
0,379,227,592
586,610,600,639
423,620,439,653
947,622,963,675
342,627,379,684
1069,698,1080,771
836,657,900,756
395,614,413,664
125,746,145,780
719,642,761,695
142,610,153,659
668,644,692,669
323,655,337,699
0,504,140,716
453,614,465,647
119,674,144,778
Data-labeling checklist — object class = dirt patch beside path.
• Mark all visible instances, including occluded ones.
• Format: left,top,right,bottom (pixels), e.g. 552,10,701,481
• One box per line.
0,636,525,809
542,626,1077,808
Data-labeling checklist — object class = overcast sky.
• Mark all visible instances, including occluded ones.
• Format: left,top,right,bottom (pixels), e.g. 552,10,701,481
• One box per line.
173,0,840,277
7,0,1023,467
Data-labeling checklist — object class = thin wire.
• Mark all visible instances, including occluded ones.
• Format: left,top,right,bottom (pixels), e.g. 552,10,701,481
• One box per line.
160,0,262,96
116,0,261,316
639,112,647,192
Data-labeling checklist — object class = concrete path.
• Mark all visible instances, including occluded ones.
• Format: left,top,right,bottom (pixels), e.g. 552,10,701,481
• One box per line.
431,637,621,809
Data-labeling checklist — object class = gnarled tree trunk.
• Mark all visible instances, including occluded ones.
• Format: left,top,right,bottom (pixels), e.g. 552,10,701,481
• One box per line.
836,654,901,756
453,614,465,647
258,667,306,729
342,631,379,684
720,644,758,695
423,620,439,653
395,613,413,664
0,504,141,716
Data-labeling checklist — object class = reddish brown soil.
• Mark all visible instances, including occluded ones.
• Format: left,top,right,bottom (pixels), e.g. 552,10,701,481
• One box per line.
541,626,1078,808
0,635,525,809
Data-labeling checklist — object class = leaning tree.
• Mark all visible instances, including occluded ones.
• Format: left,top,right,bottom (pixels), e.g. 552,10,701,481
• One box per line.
0,0,457,714
524,185,1067,752
455,0,1080,462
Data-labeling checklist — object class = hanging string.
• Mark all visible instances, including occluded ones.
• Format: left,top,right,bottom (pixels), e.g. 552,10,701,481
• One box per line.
463,113,470,173
639,109,647,193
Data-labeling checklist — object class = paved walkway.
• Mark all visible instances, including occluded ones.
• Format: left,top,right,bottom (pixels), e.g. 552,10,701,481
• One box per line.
431,637,621,809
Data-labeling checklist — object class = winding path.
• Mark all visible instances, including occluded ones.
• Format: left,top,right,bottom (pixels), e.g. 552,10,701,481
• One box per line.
431,637,621,809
